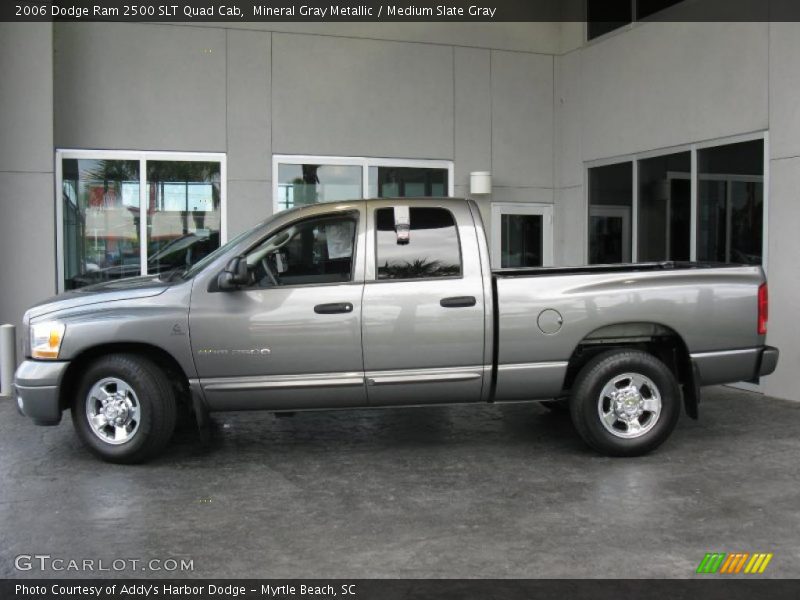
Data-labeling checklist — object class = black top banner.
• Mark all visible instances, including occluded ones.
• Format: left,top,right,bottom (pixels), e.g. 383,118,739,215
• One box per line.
5,0,800,22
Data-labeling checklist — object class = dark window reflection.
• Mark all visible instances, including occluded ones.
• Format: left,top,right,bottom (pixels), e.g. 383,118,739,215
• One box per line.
589,162,633,264
636,0,684,20
501,214,543,268
376,207,461,279
369,167,448,198
587,0,633,40
638,152,691,262
697,140,763,265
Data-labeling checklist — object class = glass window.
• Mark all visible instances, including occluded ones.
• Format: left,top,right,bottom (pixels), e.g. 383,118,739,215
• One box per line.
638,152,691,262
376,207,461,280
589,162,633,264
697,140,764,265
147,161,221,276
246,213,357,287
587,0,633,40
62,158,141,290
273,157,452,213
636,0,685,20
368,166,448,198
501,214,543,268
277,164,361,211
60,154,224,290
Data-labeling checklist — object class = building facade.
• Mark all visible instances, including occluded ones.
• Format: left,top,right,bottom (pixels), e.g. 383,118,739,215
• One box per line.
1,19,797,401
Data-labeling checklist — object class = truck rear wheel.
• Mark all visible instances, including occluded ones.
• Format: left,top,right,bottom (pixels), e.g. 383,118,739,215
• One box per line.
71,354,177,464
569,349,680,457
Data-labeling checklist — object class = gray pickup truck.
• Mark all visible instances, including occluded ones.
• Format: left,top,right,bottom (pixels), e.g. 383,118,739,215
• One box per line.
15,198,778,463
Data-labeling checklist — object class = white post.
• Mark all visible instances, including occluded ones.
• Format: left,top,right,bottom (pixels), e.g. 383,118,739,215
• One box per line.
0,324,16,398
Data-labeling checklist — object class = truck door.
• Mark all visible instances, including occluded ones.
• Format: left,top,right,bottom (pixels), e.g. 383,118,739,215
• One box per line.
362,201,487,406
188,204,367,411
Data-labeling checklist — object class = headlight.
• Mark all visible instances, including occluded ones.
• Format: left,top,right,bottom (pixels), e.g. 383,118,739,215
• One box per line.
30,321,66,360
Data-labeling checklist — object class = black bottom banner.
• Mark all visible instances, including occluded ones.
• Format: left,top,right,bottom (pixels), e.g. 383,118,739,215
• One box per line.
3,579,800,600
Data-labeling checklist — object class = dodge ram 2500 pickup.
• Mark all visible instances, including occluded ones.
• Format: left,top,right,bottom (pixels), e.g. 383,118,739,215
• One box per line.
15,198,779,463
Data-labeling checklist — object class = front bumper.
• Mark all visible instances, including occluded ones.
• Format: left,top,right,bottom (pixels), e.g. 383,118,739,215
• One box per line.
14,360,70,426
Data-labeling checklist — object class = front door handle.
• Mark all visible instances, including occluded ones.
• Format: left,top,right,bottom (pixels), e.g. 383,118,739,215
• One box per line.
440,296,477,308
314,302,354,314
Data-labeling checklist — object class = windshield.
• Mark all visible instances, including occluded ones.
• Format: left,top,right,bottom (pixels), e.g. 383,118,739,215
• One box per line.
179,227,254,280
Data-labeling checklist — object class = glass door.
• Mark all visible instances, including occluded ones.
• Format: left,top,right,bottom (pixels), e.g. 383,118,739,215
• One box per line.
490,203,554,269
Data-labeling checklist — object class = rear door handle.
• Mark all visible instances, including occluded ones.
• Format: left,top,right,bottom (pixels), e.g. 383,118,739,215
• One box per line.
440,296,477,308
314,302,354,314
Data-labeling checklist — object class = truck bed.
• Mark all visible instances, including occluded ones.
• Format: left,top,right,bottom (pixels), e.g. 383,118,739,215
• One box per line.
490,261,766,402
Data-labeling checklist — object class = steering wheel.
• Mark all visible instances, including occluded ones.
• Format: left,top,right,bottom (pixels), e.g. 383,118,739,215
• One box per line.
260,257,280,287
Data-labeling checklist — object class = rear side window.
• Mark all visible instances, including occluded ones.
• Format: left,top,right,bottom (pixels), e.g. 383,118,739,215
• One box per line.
375,207,462,280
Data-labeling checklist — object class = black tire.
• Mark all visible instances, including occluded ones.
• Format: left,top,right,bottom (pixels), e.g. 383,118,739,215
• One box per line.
569,349,681,457
540,399,570,414
71,354,177,464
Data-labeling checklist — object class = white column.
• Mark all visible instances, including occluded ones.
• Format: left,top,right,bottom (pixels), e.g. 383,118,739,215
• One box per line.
0,324,16,397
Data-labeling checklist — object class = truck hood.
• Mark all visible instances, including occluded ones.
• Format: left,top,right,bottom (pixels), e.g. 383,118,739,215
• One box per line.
26,276,170,320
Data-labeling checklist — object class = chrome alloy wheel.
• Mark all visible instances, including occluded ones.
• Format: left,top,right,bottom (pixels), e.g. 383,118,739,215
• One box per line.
85,377,141,445
597,372,662,439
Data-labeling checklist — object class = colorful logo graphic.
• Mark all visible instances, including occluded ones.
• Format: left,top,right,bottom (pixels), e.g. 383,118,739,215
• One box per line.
696,552,773,574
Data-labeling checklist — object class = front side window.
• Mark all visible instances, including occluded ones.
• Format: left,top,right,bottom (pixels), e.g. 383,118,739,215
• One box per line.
246,213,357,288
375,207,461,280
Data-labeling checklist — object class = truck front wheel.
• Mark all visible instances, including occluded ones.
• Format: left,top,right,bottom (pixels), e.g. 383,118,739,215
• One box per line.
71,354,177,464
569,349,680,457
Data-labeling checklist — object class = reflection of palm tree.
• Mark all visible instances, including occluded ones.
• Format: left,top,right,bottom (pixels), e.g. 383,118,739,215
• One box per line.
379,258,459,279
83,160,139,188
146,161,220,241
292,165,321,206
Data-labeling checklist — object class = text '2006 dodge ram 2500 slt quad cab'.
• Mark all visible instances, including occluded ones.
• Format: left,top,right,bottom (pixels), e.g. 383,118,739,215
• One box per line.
15,198,778,463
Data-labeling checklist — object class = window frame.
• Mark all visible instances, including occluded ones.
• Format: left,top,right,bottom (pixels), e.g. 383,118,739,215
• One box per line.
271,155,455,214
372,206,464,283
584,131,769,270
55,149,227,293
490,202,554,269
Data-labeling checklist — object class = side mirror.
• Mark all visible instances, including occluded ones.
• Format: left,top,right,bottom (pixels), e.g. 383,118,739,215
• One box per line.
217,256,250,290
